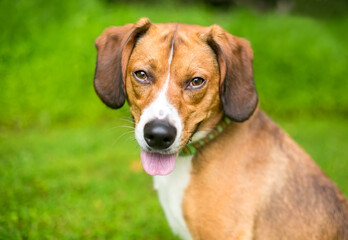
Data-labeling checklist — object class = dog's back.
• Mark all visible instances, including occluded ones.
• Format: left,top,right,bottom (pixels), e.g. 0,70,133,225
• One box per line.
183,111,348,239
253,115,348,240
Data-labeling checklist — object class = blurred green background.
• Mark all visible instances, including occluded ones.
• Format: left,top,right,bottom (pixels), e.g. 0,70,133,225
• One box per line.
0,0,347,239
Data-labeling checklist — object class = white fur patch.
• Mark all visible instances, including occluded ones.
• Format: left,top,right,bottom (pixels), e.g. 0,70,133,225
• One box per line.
154,155,193,240
135,38,182,154
135,36,193,239
191,130,209,142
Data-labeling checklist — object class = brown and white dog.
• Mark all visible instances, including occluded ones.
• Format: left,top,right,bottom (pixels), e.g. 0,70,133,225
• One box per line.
94,18,348,239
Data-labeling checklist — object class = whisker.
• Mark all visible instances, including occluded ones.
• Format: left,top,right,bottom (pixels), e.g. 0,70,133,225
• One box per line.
108,125,134,131
112,130,135,145
119,117,135,124
119,125,135,129
125,136,138,144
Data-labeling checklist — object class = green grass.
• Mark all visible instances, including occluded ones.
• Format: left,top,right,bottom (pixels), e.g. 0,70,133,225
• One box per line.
0,123,178,239
0,118,347,239
0,0,347,238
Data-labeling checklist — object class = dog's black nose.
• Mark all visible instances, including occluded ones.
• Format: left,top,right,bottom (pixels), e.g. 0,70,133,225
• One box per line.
144,120,177,150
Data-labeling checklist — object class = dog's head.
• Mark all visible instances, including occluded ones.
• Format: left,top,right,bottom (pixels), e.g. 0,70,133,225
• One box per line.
94,18,258,175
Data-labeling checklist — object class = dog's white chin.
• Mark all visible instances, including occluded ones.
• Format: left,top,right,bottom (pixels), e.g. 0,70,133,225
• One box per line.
140,150,176,176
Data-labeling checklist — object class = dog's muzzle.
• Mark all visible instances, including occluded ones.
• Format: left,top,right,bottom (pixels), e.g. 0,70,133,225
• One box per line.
144,119,177,150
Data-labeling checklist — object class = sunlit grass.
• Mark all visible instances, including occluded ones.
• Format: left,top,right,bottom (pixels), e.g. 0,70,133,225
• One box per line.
0,124,178,239
0,117,347,239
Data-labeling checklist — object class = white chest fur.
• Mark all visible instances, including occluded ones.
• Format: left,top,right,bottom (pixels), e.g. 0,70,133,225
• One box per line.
153,155,193,240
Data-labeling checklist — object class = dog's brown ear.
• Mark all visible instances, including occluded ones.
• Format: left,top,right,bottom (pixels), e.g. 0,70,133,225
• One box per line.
208,25,258,122
94,18,151,109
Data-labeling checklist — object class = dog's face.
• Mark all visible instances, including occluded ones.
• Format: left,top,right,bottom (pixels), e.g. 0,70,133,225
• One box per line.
126,23,222,154
94,18,258,176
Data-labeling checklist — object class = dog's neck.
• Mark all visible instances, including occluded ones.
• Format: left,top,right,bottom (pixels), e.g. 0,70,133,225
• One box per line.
179,107,263,157
179,116,232,156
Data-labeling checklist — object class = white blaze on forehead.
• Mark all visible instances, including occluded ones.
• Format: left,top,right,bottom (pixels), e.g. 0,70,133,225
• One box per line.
154,38,175,120
136,35,193,239
135,37,183,153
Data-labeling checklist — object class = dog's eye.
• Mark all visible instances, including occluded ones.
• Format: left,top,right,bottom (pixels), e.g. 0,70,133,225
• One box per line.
133,70,148,83
187,77,205,89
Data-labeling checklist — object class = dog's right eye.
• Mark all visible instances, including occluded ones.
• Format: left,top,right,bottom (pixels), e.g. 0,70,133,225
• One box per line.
186,77,206,90
133,70,149,83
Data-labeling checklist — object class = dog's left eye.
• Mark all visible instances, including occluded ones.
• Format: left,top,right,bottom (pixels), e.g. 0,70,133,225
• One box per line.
187,77,205,89
133,70,148,83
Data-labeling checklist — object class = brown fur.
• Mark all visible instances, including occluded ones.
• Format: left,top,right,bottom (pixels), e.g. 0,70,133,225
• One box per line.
94,18,348,239
125,22,225,147
184,110,348,239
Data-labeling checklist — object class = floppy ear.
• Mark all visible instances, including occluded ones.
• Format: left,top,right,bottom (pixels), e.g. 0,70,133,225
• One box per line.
94,18,151,109
208,25,258,122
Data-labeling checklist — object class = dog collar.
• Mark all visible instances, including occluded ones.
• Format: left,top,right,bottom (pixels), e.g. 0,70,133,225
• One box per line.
179,116,232,156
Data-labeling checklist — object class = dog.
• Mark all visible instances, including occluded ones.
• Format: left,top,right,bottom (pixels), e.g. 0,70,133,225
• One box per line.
93,18,348,239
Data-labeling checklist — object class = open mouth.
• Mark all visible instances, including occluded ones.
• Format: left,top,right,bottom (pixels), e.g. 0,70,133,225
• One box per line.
138,119,179,176
140,150,177,176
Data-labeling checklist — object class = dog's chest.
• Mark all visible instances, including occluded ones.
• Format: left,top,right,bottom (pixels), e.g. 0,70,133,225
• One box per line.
153,156,193,240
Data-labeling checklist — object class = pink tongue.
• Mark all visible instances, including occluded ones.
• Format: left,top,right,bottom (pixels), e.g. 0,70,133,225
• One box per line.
140,150,176,176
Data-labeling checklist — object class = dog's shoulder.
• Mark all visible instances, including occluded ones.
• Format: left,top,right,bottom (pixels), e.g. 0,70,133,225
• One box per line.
250,112,348,239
